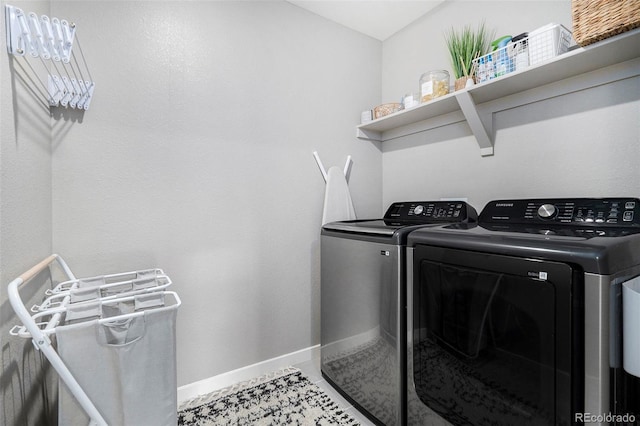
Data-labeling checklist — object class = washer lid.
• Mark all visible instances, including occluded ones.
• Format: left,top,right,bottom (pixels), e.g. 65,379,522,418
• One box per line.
322,219,407,236
322,200,478,236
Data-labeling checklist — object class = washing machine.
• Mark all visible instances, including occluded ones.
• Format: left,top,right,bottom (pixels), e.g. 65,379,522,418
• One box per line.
407,198,640,425
321,200,478,426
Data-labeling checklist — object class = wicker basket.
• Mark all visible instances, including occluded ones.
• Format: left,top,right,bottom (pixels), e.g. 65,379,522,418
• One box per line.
373,103,401,119
572,0,640,46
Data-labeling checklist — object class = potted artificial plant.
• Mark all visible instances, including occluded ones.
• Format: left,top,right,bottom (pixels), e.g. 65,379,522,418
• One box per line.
445,22,493,90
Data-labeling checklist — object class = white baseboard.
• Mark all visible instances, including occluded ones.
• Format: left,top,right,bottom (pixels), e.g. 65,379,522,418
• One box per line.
177,344,320,404
321,326,379,360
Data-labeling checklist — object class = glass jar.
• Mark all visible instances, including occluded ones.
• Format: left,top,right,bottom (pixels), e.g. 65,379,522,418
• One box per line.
402,93,419,109
419,70,450,102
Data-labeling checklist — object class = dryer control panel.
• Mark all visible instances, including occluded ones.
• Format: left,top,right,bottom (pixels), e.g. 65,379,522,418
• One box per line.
384,201,477,223
480,198,640,227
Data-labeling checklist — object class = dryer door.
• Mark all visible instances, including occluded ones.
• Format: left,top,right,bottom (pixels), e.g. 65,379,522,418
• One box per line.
410,245,581,426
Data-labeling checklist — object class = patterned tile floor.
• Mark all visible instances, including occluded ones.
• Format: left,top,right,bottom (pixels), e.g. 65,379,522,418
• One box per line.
293,357,376,425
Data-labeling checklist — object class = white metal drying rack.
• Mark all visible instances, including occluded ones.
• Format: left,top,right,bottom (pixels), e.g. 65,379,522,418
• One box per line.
31,270,172,315
7,254,180,426
4,5,95,110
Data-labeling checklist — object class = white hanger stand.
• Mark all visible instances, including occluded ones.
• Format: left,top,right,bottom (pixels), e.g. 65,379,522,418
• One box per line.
313,151,352,182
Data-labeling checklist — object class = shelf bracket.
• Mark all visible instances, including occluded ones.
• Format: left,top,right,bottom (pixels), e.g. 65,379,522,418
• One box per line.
356,127,382,142
455,90,494,156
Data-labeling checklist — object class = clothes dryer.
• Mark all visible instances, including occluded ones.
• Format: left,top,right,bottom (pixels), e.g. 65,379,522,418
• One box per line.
407,198,640,426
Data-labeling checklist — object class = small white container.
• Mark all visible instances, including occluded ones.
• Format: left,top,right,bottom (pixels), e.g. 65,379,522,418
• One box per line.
402,93,419,109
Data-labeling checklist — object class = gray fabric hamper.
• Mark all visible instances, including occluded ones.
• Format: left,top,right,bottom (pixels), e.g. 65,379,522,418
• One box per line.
56,297,178,425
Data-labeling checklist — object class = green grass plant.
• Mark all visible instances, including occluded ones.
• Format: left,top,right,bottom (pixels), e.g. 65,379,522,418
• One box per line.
445,22,493,79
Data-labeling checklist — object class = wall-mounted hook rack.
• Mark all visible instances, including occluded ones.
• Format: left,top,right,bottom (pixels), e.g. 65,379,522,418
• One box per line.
5,4,95,111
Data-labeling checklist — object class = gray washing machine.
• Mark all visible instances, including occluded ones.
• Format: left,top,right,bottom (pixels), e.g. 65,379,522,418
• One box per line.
320,201,477,426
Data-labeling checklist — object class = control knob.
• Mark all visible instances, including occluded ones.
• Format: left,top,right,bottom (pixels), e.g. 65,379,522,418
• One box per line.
537,204,557,219
414,205,424,215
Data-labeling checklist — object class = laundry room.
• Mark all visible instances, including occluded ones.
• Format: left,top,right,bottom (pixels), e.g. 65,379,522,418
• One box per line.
1,0,638,425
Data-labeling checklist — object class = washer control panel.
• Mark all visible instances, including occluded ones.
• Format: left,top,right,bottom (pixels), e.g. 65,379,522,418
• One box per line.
480,198,640,227
384,201,477,223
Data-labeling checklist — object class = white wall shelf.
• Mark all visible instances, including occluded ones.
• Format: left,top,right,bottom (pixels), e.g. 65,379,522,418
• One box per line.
357,28,640,156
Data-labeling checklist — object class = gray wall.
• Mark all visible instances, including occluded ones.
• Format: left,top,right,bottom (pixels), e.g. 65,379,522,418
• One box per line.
3,0,638,424
49,1,382,387
1,1,57,424
381,0,640,209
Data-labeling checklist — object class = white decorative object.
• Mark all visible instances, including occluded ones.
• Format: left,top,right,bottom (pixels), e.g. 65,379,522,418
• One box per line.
313,152,356,225
623,277,640,377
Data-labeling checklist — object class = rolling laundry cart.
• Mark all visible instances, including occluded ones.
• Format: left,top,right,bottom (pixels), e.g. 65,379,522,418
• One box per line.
7,254,181,426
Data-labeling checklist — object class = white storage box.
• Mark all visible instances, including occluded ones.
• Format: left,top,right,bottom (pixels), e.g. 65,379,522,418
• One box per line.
528,23,573,65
